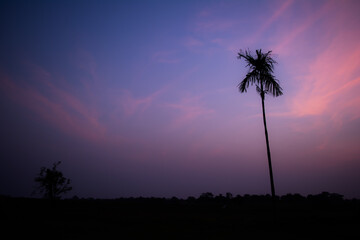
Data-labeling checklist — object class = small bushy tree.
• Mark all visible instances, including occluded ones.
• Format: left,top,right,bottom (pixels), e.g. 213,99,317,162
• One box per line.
34,161,72,199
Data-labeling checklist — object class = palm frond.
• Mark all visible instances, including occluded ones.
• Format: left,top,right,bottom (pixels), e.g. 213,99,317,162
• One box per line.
263,74,283,97
237,48,282,98
238,69,258,92
255,84,263,95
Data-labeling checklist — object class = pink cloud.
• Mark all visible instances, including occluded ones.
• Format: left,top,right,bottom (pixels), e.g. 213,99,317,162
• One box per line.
197,9,211,17
290,33,360,125
118,88,164,117
152,50,181,64
165,95,214,128
195,19,236,33
73,49,98,81
272,1,333,55
267,0,294,24
0,69,106,142
183,36,203,48
196,0,294,53
69,49,100,93
263,1,360,129
30,64,102,125
249,0,294,44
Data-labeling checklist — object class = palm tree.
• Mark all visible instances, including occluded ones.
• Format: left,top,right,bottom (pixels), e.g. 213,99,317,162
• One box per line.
237,49,283,199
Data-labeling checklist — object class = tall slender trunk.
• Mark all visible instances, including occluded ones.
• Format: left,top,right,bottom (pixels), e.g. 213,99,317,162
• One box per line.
261,94,276,199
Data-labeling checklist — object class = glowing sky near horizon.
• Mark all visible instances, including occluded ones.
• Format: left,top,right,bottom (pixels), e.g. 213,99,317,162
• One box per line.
1,0,360,198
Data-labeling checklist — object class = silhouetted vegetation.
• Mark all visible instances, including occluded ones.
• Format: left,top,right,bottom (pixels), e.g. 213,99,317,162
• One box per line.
33,161,72,200
1,192,360,239
237,49,283,199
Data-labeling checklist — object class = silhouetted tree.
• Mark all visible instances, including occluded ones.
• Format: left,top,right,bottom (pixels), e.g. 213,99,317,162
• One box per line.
237,49,283,199
226,192,233,199
199,192,214,200
34,161,72,200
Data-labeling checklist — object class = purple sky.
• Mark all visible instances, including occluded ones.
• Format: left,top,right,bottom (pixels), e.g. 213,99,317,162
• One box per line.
1,0,360,199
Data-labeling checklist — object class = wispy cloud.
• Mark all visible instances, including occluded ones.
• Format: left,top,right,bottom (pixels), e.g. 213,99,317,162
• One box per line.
165,95,214,128
190,0,294,53
248,0,294,44
272,1,333,55
152,50,181,64
73,48,98,81
197,8,212,18
290,36,360,125
0,66,106,142
195,18,236,33
183,36,203,48
117,89,163,117
256,1,360,129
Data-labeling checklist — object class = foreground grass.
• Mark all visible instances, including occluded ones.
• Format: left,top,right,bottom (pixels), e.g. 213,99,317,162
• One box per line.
1,194,360,239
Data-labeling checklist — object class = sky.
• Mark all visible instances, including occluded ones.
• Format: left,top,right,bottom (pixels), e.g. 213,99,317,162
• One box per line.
1,0,360,199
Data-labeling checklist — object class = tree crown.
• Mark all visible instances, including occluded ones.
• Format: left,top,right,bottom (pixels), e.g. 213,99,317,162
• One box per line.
237,49,283,98
34,161,72,199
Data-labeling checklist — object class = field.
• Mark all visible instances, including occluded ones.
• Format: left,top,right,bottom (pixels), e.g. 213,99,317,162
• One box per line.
2,193,360,239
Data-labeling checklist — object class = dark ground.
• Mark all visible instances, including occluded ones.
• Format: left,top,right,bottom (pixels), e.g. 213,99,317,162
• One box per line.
1,193,360,239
